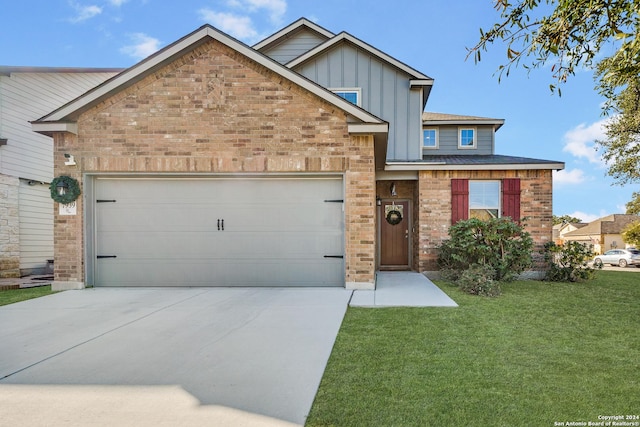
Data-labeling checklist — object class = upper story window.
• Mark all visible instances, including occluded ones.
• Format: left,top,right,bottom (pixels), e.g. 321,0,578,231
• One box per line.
469,181,500,220
330,88,361,106
459,127,476,149
423,128,438,149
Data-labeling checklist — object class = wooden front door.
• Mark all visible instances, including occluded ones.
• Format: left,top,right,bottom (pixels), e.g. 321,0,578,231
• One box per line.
380,200,409,268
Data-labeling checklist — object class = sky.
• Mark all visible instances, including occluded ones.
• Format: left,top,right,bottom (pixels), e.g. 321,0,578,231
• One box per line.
2,0,638,222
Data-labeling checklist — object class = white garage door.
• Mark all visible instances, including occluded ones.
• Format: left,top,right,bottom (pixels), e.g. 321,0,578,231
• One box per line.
94,177,344,287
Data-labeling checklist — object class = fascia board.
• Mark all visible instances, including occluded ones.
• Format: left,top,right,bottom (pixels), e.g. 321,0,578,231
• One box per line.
410,79,434,87
35,25,384,126
31,122,78,135
385,162,566,171
287,32,433,81
348,123,389,134
253,18,334,50
423,119,505,130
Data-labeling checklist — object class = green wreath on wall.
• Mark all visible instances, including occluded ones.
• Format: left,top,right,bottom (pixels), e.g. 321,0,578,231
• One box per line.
50,176,81,205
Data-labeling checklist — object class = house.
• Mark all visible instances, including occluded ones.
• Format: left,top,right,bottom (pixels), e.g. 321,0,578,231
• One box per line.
30,19,564,290
0,67,121,278
553,221,587,245
563,214,640,254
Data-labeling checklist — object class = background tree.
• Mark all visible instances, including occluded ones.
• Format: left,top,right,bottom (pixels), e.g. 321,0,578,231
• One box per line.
553,214,583,225
468,0,640,184
621,220,640,247
626,191,640,215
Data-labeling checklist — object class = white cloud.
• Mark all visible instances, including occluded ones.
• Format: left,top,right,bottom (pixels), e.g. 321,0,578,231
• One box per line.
553,168,586,185
567,210,610,223
562,119,609,165
120,33,161,59
226,0,286,24
68,2,102,23
109,0,128,6
198,10,259,42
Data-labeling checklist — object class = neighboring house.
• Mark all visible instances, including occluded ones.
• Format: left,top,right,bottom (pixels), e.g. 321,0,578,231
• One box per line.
553,221,587,245
0,67,120,277
563,214,640,254
30,19,564,290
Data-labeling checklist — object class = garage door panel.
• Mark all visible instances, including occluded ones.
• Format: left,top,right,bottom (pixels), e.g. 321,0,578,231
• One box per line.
96,258,343,287
98,231,343,259
97,203,343,232
94,177,344,287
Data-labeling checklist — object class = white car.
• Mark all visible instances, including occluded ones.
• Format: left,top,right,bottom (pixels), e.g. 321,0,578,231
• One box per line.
593,249,640,268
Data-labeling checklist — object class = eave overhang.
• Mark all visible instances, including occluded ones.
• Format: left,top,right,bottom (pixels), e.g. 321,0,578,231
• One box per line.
30,122,78,136
32,24,386,136
386,161,565,171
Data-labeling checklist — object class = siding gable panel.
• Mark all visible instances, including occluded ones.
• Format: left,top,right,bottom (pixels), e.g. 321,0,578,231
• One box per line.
294,41,422,161
260,29,329,64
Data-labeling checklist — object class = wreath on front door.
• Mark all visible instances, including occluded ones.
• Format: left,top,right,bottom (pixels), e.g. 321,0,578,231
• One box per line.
386,209,403,225
50,175,81,205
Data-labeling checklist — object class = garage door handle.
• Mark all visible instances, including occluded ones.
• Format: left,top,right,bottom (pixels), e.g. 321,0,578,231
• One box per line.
221,219,224,230
217,219,225,231
217,219,220,231
324,255,344,259
97,255,117,259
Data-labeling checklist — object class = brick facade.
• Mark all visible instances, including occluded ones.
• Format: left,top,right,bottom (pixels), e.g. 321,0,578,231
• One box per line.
51,39,377,289
417,169,553,273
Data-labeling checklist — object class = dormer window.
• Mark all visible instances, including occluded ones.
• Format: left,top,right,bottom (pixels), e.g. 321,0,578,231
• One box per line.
331,88,361,106
423,128,438,149
459,128,476,149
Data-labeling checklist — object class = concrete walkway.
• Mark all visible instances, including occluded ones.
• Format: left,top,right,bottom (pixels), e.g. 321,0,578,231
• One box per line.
0,287,352,426
350,271,458,307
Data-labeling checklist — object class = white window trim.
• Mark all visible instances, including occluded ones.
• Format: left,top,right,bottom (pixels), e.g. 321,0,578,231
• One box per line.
329,87,362,107
458,127,477,149
422,128,438,150
469,180,501,219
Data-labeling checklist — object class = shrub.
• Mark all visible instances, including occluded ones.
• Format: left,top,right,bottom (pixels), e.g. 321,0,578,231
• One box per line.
542,241,600,282
438,217,534,282
457,263,502,297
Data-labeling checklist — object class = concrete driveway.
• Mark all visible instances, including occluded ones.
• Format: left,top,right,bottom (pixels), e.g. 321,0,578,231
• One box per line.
0,287,352,426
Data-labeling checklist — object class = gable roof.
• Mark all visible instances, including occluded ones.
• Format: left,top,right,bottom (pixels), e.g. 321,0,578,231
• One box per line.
563,214,640,237
32,24,387,136
423,112,504,130
286,32,434,87
252,18,334,51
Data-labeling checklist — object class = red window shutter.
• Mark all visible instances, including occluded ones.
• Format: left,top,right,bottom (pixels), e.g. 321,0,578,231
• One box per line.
502,178,521,221
451,179,469,224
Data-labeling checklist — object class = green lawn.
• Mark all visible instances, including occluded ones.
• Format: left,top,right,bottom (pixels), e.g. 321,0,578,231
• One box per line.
0,285,54,306
307,271,639,427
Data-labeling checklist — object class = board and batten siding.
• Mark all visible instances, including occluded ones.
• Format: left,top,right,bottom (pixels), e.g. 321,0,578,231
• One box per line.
0,70,118,274
260,28,330,64
429,126,494,155
293,43,423,161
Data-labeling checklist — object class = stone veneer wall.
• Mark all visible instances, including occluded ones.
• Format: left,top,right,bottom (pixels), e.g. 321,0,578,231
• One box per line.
0,174,20,278
418,169,554,274
51,39,377,289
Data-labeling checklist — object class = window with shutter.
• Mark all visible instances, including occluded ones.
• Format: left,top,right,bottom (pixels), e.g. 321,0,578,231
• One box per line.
450,178,521,225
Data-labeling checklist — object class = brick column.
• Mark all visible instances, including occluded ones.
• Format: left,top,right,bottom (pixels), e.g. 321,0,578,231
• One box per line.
52,133,85,290
344,135,376,289
0,174,20,278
